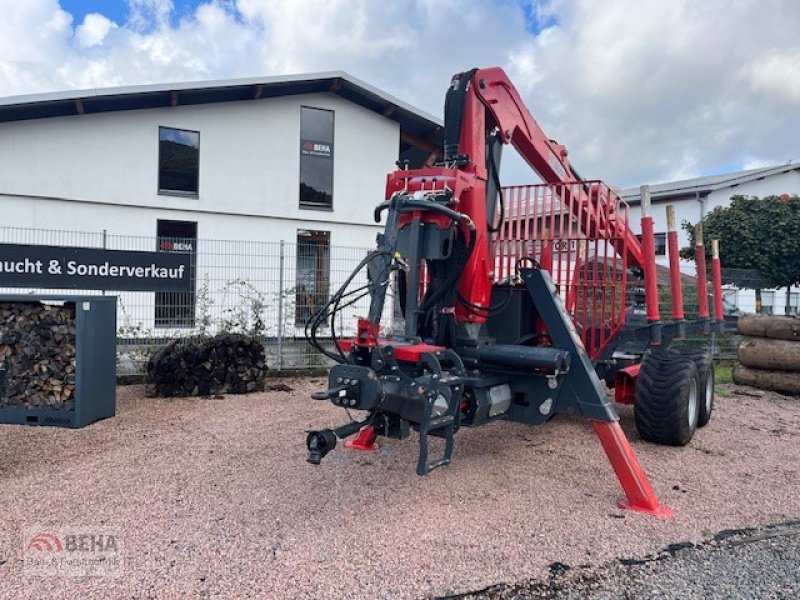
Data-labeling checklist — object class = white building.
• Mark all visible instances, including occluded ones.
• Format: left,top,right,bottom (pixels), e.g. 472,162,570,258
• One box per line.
0,72,443,343
620,164,800,314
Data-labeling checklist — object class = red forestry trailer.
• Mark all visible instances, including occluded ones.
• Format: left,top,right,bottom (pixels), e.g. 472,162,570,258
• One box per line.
304,67,726,516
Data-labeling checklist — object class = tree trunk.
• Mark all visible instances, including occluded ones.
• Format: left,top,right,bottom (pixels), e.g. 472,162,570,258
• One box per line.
737,314,800,341
733,364,800,396
738,337,800,370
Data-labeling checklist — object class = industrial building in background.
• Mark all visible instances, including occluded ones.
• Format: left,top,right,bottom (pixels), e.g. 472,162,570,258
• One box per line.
622,164,800,314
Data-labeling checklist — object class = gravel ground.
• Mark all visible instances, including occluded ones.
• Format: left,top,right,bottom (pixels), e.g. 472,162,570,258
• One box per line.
469,521,800,599
0,380,798,599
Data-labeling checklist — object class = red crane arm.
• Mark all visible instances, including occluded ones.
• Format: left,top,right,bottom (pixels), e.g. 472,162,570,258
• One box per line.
469,67,645,269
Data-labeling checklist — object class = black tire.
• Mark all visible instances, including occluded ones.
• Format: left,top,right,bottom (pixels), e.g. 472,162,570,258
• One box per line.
634,350,700,446
676,349,714,427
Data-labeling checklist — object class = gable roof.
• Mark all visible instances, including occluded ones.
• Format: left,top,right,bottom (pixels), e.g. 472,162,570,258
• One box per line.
620,163,799,204
0,71,444,164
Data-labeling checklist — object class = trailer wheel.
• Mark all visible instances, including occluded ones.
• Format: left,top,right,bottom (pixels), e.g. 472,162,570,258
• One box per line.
634,351,699,446
677,350,714,428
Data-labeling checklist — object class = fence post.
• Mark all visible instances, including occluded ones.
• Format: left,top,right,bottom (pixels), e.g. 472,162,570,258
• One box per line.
277,240,285,370
102,229,107,296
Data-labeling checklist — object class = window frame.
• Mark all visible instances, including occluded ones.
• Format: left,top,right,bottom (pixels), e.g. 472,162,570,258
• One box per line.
295,229,331,326
761,289,776,315
155,219,198,329
299,106,335,211
158,126,201,198
789,291,800,315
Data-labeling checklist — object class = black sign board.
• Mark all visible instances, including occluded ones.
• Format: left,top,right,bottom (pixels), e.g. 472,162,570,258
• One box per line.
0,243,192,292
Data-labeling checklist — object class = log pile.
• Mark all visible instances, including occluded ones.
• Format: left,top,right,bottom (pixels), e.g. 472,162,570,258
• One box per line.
0,301,77,409
147,333,267,397
734,314,800,395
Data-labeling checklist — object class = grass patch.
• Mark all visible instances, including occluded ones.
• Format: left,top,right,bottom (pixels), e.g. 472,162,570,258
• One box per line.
715,360,734,385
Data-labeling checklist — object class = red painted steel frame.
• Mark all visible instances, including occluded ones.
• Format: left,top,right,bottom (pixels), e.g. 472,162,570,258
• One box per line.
493,182,631,362
345,425,379,452
695,245,710,319
614,364,640,405
712,254,724,323
667,231,685,320
640,216,661,323
592,421,673,517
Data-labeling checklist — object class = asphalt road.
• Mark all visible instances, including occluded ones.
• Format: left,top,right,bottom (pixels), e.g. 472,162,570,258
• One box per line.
457,521,800,600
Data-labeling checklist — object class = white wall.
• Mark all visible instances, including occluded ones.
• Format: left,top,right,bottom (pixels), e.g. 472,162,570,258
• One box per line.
0,92,398,244
0,93,403,338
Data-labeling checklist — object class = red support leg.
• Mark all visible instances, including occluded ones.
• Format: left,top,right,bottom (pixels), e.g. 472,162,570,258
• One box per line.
344,425,379,452
591,420,673,517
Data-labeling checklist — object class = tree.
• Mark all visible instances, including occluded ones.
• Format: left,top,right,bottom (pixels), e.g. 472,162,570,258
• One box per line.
681,195,800,313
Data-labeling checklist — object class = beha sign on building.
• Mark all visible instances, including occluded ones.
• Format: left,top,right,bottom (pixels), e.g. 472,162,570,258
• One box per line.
0,244,191,292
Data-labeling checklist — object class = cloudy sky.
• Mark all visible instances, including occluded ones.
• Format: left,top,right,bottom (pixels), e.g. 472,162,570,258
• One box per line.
1,0,798,187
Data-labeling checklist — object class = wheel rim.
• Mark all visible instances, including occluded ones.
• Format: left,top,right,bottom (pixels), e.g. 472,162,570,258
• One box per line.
687,377,698,428
705,375,713,414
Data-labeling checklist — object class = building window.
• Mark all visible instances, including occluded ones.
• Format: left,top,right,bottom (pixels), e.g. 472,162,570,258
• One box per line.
761,290,775,315
158,127,199,196
635,232,667,256
299,107,334,209
156,220,197,328
788,291,800,315
654,232,666,256
295,230,330,325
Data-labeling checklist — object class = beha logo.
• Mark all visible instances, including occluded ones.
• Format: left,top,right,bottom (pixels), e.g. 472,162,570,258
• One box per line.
27,533,63,552
301,139,332,157
23,526,123,576
159,240,193,252
26,532,118,553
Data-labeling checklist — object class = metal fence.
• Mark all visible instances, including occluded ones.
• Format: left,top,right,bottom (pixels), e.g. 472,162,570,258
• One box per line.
0,225,391,375
1,225,743,375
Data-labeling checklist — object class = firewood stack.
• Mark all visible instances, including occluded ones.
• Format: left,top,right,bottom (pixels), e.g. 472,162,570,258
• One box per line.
147,333,267,397
0,301,77,409
734,314,800,395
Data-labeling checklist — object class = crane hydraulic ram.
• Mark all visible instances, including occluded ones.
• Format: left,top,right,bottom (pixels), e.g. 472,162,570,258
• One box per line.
305,67,724,515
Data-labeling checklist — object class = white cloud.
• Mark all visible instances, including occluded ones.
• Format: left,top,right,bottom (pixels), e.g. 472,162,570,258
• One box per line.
75,13,116,48
0,0,798,188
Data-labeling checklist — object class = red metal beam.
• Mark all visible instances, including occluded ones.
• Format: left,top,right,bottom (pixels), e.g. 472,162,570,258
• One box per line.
592,420,673,517
711,239,724,322
666,205,685,321
695,224,710,320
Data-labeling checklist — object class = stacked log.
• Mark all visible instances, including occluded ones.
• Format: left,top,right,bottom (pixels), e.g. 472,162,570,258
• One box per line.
147,333,267,397
734,314,800,395
0,301,77,409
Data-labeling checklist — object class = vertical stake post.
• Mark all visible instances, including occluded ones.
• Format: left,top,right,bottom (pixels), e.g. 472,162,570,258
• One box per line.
694,224,710,334
666,206,685,337
640,185,661,345
277,240,285,371
711,239,724,332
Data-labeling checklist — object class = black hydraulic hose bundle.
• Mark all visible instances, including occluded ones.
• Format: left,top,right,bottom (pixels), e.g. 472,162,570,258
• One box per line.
304,250,393,364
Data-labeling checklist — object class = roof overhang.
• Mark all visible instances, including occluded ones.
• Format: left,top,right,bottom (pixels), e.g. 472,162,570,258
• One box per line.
0,71,444,165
